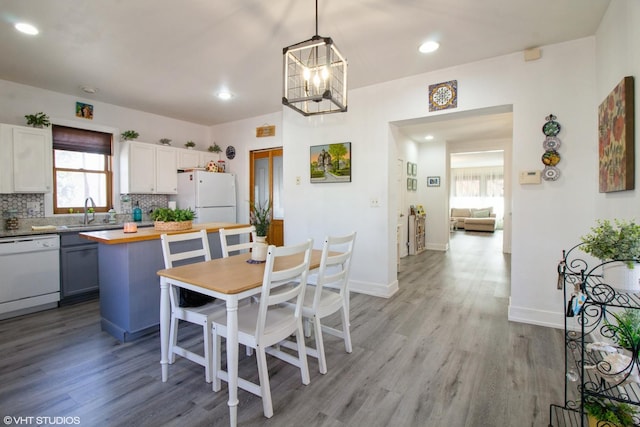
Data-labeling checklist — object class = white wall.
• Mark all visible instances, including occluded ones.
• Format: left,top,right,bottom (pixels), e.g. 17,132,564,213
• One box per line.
0,80,211,147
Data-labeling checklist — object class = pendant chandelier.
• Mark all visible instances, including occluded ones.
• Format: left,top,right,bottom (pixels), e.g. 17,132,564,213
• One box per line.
282,0,347,116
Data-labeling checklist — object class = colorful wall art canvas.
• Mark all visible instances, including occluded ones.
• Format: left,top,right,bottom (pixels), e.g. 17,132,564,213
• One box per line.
598,76,635,192
310,142,351,183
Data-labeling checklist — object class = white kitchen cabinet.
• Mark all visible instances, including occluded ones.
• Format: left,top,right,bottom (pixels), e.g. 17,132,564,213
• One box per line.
177,148,201,169
120,141,177,194
0,124,53,193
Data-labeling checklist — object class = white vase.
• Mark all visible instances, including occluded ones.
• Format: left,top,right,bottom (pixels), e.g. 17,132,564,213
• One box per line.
603,261,640,292
251,236,268,262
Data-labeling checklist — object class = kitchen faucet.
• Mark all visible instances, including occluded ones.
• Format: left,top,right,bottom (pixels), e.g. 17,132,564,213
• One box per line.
84,197,96,225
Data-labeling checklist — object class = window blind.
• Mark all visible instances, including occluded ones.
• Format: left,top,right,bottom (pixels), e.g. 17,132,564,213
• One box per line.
52,125,113,155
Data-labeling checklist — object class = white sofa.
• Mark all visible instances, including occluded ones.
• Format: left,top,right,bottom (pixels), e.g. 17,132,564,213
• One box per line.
450,207,497,232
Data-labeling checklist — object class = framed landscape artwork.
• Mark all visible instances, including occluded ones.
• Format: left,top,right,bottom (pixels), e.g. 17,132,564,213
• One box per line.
427,176,440,187
598,76,635,192
310,142,351,183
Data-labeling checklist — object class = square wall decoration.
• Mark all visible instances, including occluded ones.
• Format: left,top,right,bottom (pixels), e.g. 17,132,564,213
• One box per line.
75,102,93,120
429,80,457,112
310,142,351,183
598,76,635,193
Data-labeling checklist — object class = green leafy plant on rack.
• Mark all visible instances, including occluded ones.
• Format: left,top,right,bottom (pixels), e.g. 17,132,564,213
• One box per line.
120,130,139,141
24,112,50,128
581,219,640,269
583,396,636,427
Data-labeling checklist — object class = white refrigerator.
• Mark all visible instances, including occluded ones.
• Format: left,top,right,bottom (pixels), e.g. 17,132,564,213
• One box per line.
173,171,236,223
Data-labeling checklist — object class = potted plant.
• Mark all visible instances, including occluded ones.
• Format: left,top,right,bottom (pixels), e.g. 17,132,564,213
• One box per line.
159,138,172,146
208,142,222,156
584,396,636,427
249,200,271,261
607,308,640,352
150,207,195,231
120,130,139,141
185,141,196,149
581,219,640,291
24,112,50,128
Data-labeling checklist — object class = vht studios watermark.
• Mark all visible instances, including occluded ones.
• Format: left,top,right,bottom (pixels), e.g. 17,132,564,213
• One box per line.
3,416,80,425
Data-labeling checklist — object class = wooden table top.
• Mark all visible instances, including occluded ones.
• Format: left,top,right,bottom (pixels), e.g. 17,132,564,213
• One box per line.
79,222,250,245
157,249,323,295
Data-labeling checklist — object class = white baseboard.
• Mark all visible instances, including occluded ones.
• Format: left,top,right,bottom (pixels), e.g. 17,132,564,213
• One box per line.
507,300,564,329
425,242,448,251
349,279,398,298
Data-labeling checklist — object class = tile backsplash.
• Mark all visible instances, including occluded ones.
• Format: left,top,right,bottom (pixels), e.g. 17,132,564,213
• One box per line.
1,193,44,218
1,193,168,219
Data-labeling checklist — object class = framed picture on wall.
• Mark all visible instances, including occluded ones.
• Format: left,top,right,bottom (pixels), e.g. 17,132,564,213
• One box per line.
310,142,352,183
407,162,412,176
412,179,417,191
412,163,417,176
407,178,412,190
427,176,440,187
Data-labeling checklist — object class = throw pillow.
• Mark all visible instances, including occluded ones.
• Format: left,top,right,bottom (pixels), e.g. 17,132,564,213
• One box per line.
471,209,490,218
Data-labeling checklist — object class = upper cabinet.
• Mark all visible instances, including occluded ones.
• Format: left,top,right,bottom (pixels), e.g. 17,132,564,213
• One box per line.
177,148,201,169
0,124,53,193
120,141,177,194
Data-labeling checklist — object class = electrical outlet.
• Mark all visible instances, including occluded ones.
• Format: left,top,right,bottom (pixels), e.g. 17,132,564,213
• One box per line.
370,197,380,208
27,201,39,215
295,176,301,185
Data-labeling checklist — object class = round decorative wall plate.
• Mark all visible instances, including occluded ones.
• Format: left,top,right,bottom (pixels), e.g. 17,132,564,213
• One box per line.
543,137,561,151
541,150,561,166
542,166,560,181
542,120,561,137
225,145,236,160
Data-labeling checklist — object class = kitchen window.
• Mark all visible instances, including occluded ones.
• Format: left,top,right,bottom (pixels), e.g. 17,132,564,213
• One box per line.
52,125,113,214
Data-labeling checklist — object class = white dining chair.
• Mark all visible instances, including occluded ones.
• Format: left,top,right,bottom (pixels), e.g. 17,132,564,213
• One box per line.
160,230,224,383
211,239,313,419
282,232,356,374
219,226,257,258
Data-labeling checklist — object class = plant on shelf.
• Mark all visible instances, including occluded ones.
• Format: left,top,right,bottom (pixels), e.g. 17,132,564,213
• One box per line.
24,112,50,128
583,396,636,427
120,130,139,141
250,200,271,237
581,219,640,269
208,142,222,153
185,141,196,149
159,138,172,146
607,308,640,350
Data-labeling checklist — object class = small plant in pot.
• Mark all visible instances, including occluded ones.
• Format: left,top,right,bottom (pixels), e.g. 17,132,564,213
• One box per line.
581,219,640,291
24,112,50,128
249,200,271,261
584,396,636,427
150,207,195,231
120,130,139,141
185,141,196,149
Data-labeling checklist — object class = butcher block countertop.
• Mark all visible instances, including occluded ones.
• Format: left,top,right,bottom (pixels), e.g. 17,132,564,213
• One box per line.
79,222,250,245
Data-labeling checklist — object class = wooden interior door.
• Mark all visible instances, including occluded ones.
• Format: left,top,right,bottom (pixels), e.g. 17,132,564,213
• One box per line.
250,148,283,246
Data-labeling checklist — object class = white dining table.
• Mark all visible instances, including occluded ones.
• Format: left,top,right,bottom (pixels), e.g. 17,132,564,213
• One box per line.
157,250,322,426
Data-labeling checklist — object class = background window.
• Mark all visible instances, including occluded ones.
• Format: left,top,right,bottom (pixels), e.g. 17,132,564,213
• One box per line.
52,125,113,214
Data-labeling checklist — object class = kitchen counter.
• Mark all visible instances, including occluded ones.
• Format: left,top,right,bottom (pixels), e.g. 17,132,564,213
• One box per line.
0,221,155,238
86,222,250,342
79,222,244,244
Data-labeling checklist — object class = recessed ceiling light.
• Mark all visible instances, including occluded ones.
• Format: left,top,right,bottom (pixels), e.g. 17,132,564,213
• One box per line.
217,91,233,100
425,135,434,140
15,22,39,35
418,41,439,54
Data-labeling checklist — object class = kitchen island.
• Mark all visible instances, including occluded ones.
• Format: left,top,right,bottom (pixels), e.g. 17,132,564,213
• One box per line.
80,222,249,342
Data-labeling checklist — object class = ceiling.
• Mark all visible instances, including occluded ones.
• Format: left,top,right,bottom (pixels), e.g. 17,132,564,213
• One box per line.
0,0,609,132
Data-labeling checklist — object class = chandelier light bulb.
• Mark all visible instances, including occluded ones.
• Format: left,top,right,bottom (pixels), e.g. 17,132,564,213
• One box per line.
303,67,311,81
321,66,329,81
313,73,321,88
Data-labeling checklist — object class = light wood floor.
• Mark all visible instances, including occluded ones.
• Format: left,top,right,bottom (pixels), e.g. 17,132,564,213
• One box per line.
0,231,564,426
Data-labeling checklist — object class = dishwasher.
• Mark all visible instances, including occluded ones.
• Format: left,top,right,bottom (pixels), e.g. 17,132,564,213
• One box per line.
0,234,60,320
